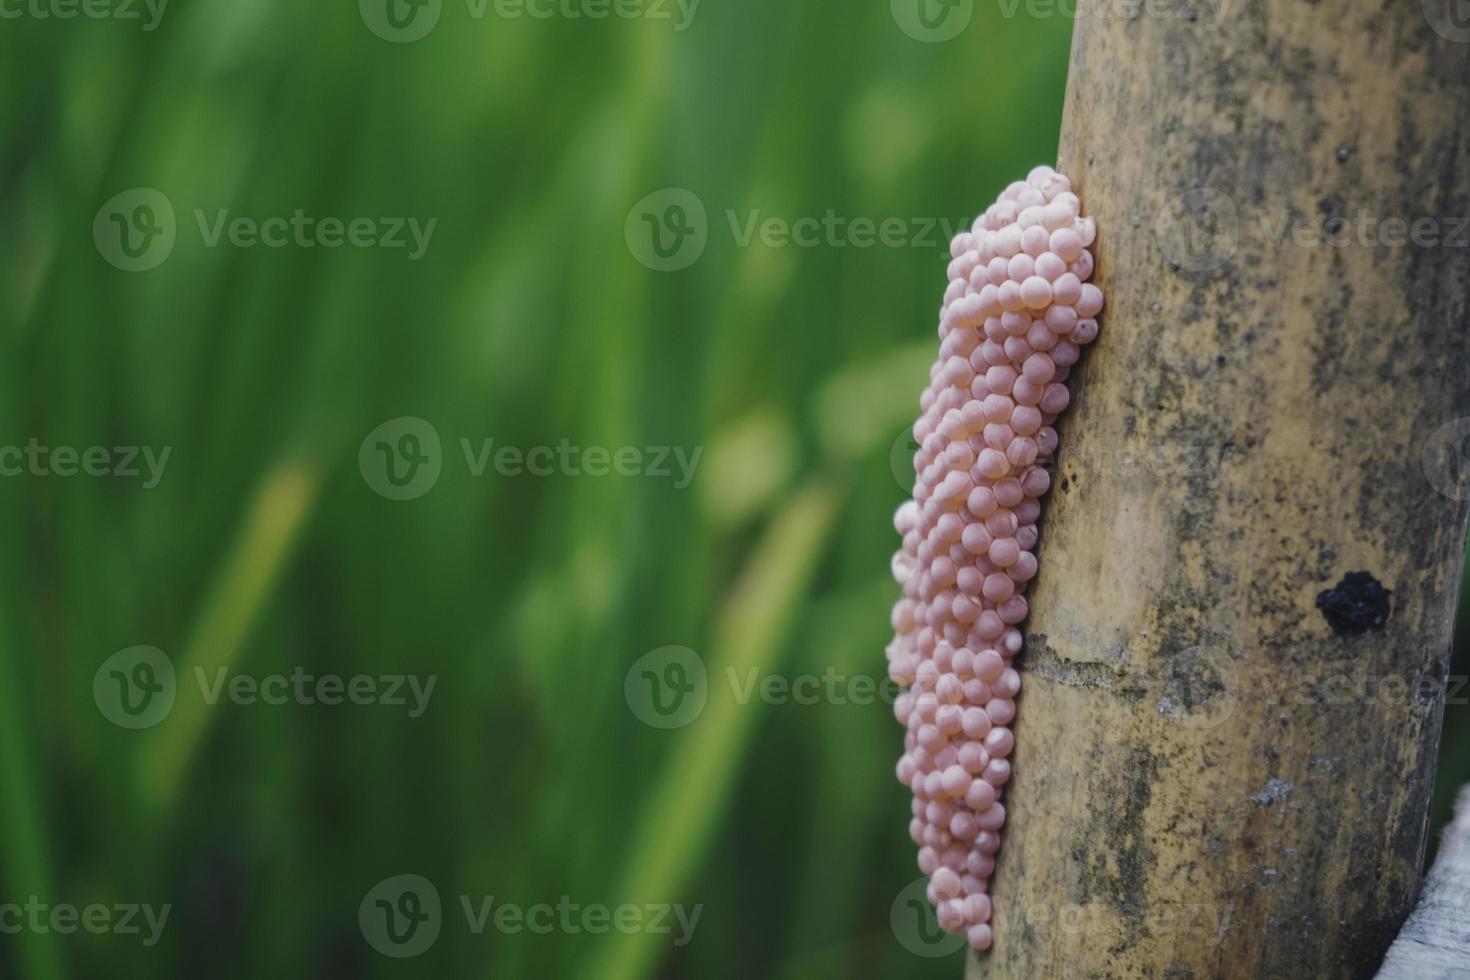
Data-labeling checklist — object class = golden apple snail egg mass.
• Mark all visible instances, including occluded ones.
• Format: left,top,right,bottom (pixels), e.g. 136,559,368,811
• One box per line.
887,165,1102,952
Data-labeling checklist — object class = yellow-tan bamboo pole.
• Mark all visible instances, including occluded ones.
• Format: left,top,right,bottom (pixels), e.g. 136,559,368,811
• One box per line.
968,1,1470,977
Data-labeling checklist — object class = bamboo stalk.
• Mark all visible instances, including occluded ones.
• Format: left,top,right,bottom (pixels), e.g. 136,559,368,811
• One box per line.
969,2,1470,976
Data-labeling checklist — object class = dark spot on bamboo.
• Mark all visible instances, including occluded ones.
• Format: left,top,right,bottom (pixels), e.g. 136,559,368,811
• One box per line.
1314,571,1391,635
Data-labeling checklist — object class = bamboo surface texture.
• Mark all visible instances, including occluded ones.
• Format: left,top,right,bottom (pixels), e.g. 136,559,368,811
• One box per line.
968,0,1470,976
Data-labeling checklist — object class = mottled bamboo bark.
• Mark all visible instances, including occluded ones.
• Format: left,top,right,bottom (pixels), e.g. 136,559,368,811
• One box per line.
968,2,1470,977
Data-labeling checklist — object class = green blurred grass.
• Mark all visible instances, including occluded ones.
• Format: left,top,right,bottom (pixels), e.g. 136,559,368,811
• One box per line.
0,3,1465,979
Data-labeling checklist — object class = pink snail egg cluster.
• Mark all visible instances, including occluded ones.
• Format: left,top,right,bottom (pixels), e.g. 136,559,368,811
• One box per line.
887,165,1101,953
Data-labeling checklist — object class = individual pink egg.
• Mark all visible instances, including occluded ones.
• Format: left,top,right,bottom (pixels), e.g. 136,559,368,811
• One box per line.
1002,336,1033,363
984,365,1018,396
1011,377,1044,407
961,707,993,741
1020,466,1050,497
983,726,1014,758
1027,320,1058,351
982,759,1012,788
976,802,1007,831
973,648,1006,682
982,573,1015,602
997,595,1029,624
966,851,995,879
992,477,1024,508
1044,303,1078,334
984,509,1019,538
1022,353,1056,384
1070,250,1095,281
1011,405,1043,436
975,448,1009,480
982,424,1013,452
967,484,999,518
965,778,997,811
997,310,1028,336
1007,438,1038,468
985,698,1016,726
1007,253,1035,282
1009,552,1039,582
1021,224,1050,256
1077,284,1104,318
1052,273,1082,307
1049,227,1083,262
